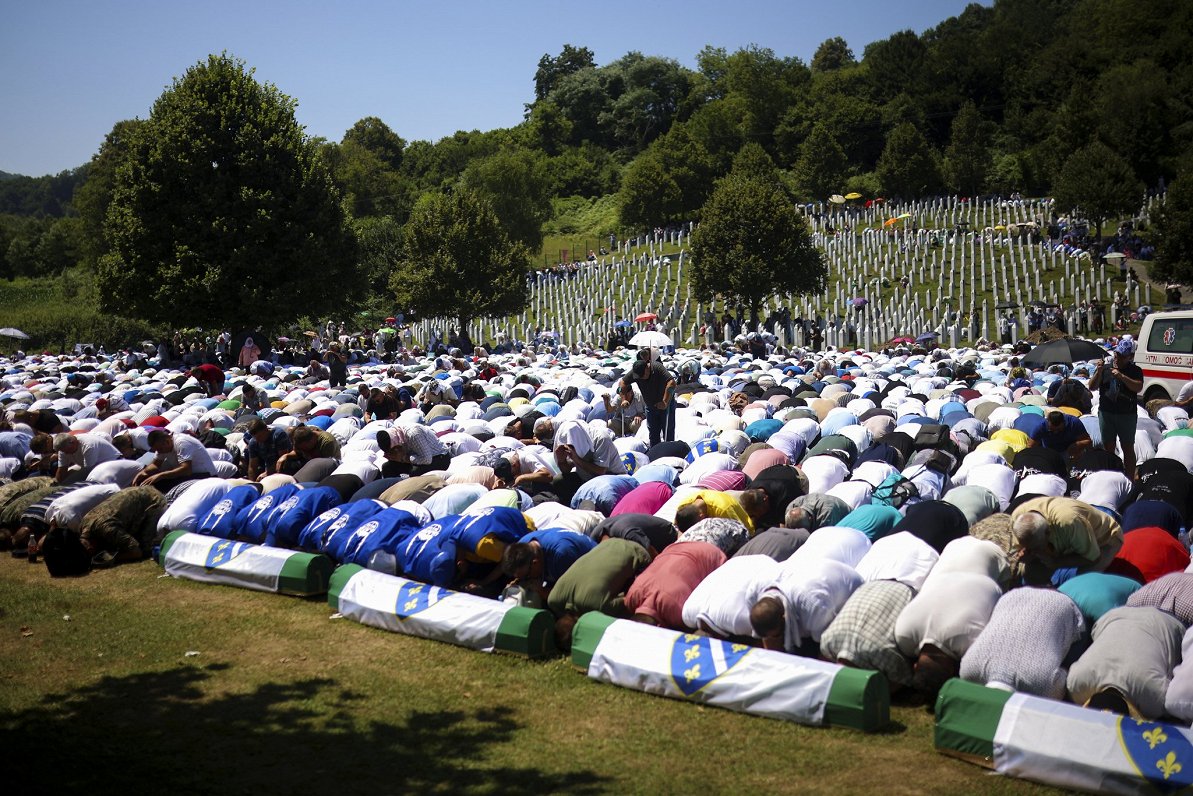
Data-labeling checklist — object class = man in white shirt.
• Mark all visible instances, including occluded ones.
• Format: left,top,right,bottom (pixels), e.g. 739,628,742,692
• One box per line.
894,570,1003,698
53,433,121,483
132,429,217,491
854,532,939,591
750,557,863,653
681,554,780,638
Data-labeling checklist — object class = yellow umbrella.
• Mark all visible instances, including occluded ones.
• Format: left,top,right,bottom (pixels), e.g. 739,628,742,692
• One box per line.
897,212,912,219
844,192,862,200
994,224,1006,231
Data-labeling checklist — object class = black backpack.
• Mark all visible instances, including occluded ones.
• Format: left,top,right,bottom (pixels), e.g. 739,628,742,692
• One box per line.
42,527,92,578
913,423,960,460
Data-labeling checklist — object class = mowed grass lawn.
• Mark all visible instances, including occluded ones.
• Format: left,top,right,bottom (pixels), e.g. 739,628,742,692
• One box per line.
0,556,1052,795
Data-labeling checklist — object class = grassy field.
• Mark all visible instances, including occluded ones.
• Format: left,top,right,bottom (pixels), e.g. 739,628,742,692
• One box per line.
0,555,1052,795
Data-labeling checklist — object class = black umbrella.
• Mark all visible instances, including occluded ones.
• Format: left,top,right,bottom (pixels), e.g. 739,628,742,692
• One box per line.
995,301,1019,310
1021,338,1108,367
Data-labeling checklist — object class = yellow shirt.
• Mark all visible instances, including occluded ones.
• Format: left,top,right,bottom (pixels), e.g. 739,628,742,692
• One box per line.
1011,496,1122,562
679,489,755,533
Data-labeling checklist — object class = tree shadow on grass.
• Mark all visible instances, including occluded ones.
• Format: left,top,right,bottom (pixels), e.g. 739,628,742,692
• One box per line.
1,663,609,795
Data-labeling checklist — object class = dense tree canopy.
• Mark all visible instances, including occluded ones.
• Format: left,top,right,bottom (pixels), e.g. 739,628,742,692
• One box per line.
533,45,596,103
389,187,530,331
877,123,943,198
793,122,851,201
1149,175,1193,286
943,101,991,196
73,119,144,270
460,147,553,251
97,54,359,329
811,37,855,73
342,116,406,171
690,152,827,325
1052,141,1145,237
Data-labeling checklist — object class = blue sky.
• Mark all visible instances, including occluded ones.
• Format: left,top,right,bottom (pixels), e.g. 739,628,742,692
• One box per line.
1,0,984,177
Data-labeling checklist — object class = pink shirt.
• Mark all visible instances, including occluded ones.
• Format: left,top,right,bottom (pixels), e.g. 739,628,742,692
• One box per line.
611,481,674,517
624,541,727,629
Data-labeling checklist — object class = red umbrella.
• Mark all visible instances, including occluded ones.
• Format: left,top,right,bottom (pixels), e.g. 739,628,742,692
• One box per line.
635,312,657,323
384,316,397,324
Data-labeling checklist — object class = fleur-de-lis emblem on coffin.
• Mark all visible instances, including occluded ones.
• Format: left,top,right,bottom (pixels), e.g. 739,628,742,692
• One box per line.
1158,751,1183,781
394,580,446,619
669,634,751,697
1119,717,1193,791
1145,727,1169,750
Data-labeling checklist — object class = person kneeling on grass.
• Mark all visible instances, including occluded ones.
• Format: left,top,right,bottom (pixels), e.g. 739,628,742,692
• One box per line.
501,528,597,606
78,485,168,568
132,429,217,491
749,557,862,655
547,538,653,651
275,426,341,476
374,425,449,478
52,433,121,484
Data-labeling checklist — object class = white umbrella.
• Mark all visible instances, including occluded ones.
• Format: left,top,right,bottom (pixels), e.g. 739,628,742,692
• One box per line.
628,330,673,347
0,328,30,340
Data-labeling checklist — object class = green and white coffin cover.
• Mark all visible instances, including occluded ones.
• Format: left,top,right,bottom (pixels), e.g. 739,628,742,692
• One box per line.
330,565,539,654
577,615,887,730
159,531,331,595
937,679,1193,795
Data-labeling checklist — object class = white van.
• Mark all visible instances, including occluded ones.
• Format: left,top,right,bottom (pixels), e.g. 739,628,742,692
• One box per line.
1137,310,1193,401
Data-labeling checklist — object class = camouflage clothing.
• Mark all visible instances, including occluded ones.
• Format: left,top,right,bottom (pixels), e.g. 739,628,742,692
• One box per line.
79,486,167,557
0,479,55,529
0,477,53,525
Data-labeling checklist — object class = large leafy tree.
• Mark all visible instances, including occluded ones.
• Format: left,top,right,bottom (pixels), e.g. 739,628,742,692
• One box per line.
599,52,696,152
618,125,716,229
876,122,943,198
690,154,827,327
98,54,359,329
533,44,596,103
390,187,529,332
943,101,990,196
1052,141,1144,238
460,147,552,251
73,119,144,270
342,116,406,170
695,45,811,149
793,122,850,201
1150,176,1193,286
618,150,681,231
811,37,856,73
323,138,413,222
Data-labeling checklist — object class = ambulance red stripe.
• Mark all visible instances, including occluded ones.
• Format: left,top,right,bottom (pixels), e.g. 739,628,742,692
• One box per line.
1141,366,1193,381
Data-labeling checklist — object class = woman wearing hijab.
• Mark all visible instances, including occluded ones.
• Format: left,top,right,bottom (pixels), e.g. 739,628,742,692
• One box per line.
238,336,262,368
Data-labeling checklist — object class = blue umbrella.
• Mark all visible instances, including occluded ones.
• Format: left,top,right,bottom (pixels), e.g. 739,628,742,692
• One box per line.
614,320,632,329
916,332,938,343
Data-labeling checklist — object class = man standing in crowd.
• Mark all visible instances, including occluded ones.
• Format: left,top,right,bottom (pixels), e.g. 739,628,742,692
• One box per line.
1088,339,1142,479
618,356,675,448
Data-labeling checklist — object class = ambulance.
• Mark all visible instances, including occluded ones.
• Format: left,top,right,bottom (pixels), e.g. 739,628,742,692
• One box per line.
1137,310,1193,401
